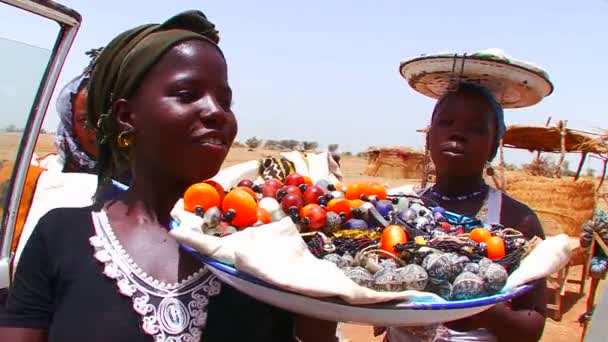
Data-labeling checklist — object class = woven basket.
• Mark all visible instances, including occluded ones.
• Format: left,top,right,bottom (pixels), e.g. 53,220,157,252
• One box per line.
502,171,596,237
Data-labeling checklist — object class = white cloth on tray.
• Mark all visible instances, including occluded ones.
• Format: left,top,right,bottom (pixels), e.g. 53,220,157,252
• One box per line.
169,200,572,305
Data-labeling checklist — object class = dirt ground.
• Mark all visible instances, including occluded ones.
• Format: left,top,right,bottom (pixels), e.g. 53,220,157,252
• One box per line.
1,134,602,341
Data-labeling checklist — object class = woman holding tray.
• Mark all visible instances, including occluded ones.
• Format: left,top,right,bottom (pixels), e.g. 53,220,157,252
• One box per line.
387,53,552,341
0,10,337,342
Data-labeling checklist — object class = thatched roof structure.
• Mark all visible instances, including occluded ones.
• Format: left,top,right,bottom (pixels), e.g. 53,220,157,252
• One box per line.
496,121,608,188
495,122,604,236
365,146,427,179
502,125,607,154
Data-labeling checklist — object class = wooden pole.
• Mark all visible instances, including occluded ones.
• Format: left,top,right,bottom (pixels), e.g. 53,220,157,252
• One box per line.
555,120,567,178
499,140,505,190
421,128,430,189
535,116,552,162
599,158,608,190
574,151,588,181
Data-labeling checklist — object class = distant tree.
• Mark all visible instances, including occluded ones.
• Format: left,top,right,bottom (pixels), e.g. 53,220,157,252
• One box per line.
232,141,245,147
328,144,339,153
280,139,300,150
40,128,48,134
3,124,18,132
264,140,281,150
586,168,596,177
356,151,368,158
560,160,576,177
342,151,352,157
245,136,262,149
302,141,319,151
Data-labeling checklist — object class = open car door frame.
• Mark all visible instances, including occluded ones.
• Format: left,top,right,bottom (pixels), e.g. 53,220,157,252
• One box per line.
0,0,81,289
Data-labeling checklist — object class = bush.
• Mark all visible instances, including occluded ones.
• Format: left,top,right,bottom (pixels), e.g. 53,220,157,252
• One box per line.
356,151,368,158
280,139,300,150
3,124,20,132
302,141,319,151
245,137,262,149
264,139,281,150
342,151,352,157
522,156,575,177
328,144,339,153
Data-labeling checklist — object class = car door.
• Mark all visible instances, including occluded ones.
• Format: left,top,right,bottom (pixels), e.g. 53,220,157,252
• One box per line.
0,0,81,289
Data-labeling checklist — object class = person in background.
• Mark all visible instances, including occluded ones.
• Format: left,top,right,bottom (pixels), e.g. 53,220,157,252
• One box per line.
33,48,102,173
386,83,547,342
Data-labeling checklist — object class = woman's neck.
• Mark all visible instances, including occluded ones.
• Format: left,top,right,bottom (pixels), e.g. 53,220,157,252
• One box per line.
122,168,187,228
433,172,485,196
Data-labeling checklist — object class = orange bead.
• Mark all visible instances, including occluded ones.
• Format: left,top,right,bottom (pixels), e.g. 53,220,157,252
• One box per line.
366,182,387,200
487,236,506,260
237,186,258,202
380,225,408,256
257,207,271,224
349,199,365,208
183,183,221,213
203,180,226,202
345,183,365,200
222,188,259,228
302,176,313,186
335,183,347,192
469,227,492,243
326,198,352,219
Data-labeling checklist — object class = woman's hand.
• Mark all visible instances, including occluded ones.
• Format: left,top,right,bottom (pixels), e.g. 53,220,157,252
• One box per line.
293,315,338,342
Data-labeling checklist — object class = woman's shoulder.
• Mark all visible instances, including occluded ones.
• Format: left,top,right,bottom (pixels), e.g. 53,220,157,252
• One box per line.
35,206,95,239
499,192,545,239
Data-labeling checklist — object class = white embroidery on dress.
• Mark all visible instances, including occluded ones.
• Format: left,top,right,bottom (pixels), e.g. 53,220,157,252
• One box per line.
89,210,221,342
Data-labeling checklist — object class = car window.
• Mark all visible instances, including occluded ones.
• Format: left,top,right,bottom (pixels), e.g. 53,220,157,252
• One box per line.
0,5,58,226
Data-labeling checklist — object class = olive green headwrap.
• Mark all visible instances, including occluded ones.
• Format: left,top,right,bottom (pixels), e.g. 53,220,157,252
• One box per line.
87,10,222,200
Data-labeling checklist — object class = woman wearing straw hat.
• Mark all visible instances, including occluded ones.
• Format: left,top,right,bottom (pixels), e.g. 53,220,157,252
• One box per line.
385,50,553,341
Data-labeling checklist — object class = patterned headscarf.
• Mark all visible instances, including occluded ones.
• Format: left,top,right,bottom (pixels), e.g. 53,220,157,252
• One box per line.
55,74,96,173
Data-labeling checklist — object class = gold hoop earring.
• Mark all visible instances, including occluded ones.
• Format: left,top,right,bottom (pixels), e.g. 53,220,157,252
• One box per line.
485,162,495,176
117,131,133,148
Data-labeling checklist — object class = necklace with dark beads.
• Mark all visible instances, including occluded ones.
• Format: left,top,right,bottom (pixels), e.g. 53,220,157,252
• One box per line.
429,184,489,202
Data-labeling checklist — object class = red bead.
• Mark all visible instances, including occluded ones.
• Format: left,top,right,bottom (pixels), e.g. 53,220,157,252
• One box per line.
283,185,302,197
237,179,254,188
301,204,327,231
440,221,452,232
285,173,305,187
281,194,304,212
303,186,326,204
262,178,283,198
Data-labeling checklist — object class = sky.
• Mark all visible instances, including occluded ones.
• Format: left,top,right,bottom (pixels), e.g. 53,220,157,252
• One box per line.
1,0,607,171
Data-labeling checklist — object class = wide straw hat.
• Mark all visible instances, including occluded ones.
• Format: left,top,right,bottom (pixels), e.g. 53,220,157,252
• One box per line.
399,48,553,108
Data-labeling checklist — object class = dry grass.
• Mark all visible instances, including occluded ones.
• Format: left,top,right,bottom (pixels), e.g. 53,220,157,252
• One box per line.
503,171,596,236
0,133,55,161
